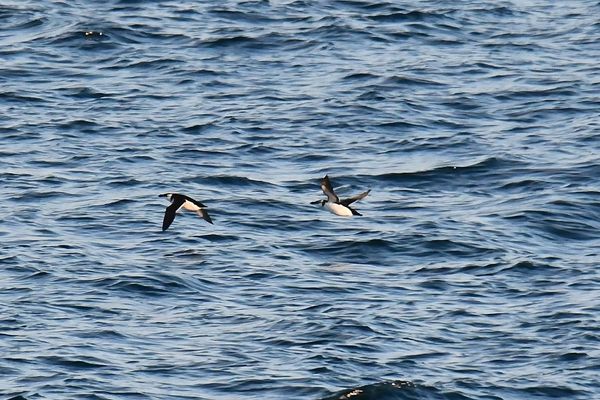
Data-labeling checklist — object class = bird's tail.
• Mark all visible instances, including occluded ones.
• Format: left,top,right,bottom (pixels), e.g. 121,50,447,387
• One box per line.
196,209,214,224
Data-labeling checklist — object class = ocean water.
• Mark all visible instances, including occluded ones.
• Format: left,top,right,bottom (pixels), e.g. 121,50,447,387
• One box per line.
1,0,599,399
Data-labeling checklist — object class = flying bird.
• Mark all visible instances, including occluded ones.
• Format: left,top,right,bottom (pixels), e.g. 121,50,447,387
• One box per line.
159,193,213,231
311,175,370,216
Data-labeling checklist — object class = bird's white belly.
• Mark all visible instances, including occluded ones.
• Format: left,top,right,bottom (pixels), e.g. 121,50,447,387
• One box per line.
326,202,353,216
181,200,201,212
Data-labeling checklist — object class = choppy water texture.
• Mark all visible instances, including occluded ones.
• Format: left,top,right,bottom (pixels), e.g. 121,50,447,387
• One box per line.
1,0,599,399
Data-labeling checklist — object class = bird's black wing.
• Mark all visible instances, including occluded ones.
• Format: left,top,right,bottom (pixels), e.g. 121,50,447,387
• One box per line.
183,195,207,208
340,189,371,207
196,209,213,224
320,175,339,203
162,196,185,231
349,207,362,216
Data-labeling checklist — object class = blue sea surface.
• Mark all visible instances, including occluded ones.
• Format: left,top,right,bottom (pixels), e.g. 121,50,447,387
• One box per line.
1,1,599,399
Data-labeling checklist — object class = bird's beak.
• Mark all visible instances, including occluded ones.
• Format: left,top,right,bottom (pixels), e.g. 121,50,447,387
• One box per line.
158,194,166,197
310,199,322,205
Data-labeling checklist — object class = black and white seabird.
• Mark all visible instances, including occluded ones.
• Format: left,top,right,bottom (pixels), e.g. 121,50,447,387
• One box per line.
311,175,370,216
158,193,213,231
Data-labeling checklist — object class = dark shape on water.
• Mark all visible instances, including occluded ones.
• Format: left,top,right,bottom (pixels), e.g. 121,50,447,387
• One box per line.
83,31,106,40
311,175,370,216
159,193,213,231
321,381,416,400
320,380,475,400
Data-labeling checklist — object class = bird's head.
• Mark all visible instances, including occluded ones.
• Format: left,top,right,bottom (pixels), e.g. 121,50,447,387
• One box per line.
158,193,173,200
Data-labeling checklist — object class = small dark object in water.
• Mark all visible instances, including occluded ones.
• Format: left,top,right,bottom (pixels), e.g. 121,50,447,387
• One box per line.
322,381,415,400
84,31,104,39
